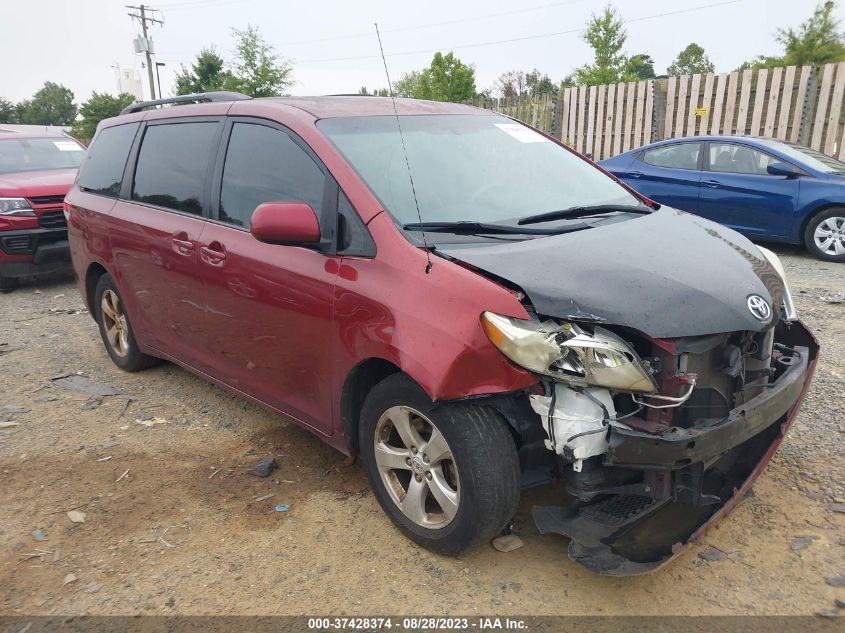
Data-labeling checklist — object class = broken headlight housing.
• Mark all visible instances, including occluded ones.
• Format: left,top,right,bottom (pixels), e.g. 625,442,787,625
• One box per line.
758,246,797,321
481,312,657,394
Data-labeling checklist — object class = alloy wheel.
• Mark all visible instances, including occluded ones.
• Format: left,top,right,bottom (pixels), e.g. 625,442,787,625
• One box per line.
373,406,460,529
101,289,130,358
814,216,845,256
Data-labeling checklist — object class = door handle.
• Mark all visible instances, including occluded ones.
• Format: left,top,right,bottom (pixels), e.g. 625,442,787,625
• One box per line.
171,231,194,256
629,171,643,178
200,241,227,266
702,179,721,188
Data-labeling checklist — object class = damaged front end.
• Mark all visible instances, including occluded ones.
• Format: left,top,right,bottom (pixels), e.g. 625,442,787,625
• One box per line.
482,310,818,576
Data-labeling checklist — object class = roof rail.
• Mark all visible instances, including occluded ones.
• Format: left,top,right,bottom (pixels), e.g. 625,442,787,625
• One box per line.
119,91,252,115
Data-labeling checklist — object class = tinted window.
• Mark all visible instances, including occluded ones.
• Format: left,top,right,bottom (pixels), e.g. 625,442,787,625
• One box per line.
219,123,325,228
0,137,85,175
132,122,218,215
77,124,138,196
756,139,845,174
709,143,776,175
641,143,700,170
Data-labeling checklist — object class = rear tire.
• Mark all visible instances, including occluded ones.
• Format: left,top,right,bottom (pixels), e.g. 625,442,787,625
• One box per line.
94,274,160,372
359,373,520,555
804,208,845,262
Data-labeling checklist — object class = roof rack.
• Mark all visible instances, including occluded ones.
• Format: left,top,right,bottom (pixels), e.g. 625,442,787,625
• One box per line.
120,91,252,115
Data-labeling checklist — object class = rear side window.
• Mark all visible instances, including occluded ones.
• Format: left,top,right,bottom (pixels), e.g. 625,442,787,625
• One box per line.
77,123,139,197
132,122,218,215
219,122,325,228
641,143,700,170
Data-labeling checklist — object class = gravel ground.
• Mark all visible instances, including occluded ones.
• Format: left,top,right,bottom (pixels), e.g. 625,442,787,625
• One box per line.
0,244,843,616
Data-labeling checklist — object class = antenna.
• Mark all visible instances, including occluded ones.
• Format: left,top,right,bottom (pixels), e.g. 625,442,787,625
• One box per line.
375,23,433,275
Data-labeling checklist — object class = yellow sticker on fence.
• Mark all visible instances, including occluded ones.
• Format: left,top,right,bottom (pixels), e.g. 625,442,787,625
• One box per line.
695,107,709,116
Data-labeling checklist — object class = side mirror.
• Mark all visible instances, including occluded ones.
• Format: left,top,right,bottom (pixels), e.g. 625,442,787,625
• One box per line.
250,201,321,245
767,162,801,178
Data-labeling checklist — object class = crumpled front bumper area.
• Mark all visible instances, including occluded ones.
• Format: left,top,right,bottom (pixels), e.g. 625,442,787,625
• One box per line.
532,320,819,576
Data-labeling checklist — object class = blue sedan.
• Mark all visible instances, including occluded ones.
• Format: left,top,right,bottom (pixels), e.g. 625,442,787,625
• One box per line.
599,136,845,261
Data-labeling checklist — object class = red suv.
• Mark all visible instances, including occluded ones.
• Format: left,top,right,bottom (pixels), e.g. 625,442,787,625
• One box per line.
0,131,85,289
66,93,818,575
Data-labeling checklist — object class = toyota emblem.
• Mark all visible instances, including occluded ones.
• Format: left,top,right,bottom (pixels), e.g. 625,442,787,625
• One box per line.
747,295,772,321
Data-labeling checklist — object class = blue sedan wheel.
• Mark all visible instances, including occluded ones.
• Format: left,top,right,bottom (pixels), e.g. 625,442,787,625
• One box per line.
805,208,845,262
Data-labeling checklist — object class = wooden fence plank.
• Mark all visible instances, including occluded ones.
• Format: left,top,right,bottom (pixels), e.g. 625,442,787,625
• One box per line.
811,63,835,150
664,76,676,138
736,69,753,135
644,80,654,144
568,87,578,146
764,67,781,137
777,65,795,139
613,83,624,155
585,85,597,158
623,82,635,151
686,73,701,136
723,71,739,134
711,73,727,134
559,88,570,142
699,73,714,135
594,84,606,159
749,68,768,136
791,65,812,142
824,62,845,155
603,83,616,158
674,75,688,137
633,81,645,148
576,85,587,152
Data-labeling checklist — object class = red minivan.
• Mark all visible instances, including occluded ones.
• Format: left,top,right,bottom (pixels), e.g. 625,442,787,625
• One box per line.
66,92,818,575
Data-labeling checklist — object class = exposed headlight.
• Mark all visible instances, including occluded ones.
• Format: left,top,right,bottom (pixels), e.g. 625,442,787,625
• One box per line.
481,312,657,393
758,246,797,320
0,198,35,216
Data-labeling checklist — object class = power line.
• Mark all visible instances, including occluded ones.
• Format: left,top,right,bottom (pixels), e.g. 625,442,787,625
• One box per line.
294,0,744,65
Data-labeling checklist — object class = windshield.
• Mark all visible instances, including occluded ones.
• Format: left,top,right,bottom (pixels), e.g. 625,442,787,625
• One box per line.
0,137,85,174
318,114,641,225
756,139,845,175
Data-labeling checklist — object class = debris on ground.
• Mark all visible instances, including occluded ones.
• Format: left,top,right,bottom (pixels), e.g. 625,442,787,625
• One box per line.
318,564,329,573
275,504,290,513
81,397,103,410
157,525,192,548
67,510,86,524
51,374,121,398
829,504,845,514
790,536,817,551
246,456,278,477
252,493,274,503
62,573,78,586
698,546,728,561
31,529,47,542
0,421,21,429
135,416,167,427
826,575,845,587
115,469,129,482
0,343,22,356
491,534,524,553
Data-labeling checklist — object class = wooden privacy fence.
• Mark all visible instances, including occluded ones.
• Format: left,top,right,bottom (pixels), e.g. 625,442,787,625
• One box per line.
476,62,845,161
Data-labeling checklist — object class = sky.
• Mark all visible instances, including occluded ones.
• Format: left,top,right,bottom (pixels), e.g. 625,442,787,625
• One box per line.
0,0,838,104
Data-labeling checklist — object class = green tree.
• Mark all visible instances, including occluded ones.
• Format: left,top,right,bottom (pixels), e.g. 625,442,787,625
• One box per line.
667,43,715,76
393,71,422,98
224,25,293,97
0,97,17,124
496,69,559,98
572,7,630,85
69,92,135,143
173,47,232,95
780,0,845,65
416,52,476,102
16,82,76,126
625,53,656,79
737,1,845,69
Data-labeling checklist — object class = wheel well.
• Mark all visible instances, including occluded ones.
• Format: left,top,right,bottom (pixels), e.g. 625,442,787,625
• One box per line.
341,358,401,455
85,263,108,319
799,204,845,245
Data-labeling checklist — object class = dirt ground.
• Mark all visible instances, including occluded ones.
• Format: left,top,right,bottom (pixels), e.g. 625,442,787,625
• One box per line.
1,244,843,617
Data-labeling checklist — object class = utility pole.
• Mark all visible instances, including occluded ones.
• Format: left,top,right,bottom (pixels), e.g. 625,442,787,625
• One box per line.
126,4,163,100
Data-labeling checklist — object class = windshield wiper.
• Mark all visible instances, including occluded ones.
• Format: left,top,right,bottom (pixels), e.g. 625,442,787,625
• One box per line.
517,204,653,226
403,221,588,235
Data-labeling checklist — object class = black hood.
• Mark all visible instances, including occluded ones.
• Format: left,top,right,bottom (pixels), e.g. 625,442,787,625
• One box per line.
437,208,785,338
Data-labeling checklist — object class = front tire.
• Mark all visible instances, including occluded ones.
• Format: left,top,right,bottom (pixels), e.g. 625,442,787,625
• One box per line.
94,274,160,372
804,208,845,262
359,374,520,555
